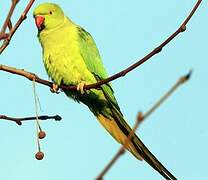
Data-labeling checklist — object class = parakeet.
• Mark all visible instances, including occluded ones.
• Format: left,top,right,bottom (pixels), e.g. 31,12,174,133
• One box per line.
33,3,176,180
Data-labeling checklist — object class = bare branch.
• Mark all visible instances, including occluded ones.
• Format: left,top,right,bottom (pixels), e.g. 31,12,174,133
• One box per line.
0,1,201,91
0,33,9,40
95,70,192,180
0,64,56,89
0,0,18,34
0,114,62,126
86,0,201,90
0,0,35,54
7,19,13,31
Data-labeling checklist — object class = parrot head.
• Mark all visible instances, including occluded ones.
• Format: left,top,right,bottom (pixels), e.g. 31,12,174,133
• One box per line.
33,3,64,32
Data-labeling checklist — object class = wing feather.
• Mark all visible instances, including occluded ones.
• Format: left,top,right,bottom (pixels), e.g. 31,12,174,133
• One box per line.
77,26,120,110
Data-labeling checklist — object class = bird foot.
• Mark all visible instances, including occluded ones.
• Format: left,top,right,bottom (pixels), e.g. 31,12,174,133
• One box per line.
50,83,60,94
77,81,87,94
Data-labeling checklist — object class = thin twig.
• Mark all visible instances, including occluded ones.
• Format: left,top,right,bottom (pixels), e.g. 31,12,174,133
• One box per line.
95,70,192,180
0,0,35,54
0,115,62,126
0,64,55,88
0,0,18,34
0,33,9,40
7,19,13,31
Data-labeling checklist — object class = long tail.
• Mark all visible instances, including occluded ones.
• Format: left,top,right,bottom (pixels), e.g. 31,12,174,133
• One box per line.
93,103,177,180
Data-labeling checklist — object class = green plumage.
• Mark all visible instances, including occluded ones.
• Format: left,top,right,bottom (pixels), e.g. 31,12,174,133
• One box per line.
33,3,176,180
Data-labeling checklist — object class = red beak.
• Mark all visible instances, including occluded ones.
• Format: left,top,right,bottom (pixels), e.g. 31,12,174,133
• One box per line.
35,16,45,30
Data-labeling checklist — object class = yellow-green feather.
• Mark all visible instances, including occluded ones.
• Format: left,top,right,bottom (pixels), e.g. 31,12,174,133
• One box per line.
39,17,95,86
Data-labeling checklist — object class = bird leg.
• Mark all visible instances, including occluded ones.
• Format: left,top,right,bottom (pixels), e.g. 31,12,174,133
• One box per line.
50,83,60,94
77,81,87,94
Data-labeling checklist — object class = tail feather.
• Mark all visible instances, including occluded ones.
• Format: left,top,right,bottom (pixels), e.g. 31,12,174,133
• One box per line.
86,79,177,179
96,114,143,160
95,108,177,180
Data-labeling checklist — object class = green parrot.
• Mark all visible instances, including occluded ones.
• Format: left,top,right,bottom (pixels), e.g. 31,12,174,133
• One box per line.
33,3,176,180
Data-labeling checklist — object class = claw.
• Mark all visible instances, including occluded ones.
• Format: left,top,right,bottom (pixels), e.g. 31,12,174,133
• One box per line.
50,83,59,94
77,81,87,94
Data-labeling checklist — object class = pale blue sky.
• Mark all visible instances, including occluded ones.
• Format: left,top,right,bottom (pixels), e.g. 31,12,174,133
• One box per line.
0,1,207,180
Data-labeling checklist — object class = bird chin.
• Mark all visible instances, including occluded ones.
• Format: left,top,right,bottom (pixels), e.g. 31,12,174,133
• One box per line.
38,24,45,33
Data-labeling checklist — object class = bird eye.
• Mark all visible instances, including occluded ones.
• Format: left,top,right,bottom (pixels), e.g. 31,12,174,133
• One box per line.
49,11,53,15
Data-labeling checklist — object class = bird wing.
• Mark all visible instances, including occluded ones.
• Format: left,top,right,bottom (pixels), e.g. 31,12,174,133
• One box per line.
76,26,121,111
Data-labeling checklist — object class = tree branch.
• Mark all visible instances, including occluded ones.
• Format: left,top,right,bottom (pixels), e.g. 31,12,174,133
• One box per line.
0,0,18,34
0,0,202,91
0,0,35,54
87,0,201,90
0,33,9,41
95,70,192,180
0,114,62,126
